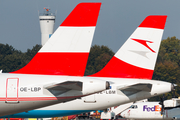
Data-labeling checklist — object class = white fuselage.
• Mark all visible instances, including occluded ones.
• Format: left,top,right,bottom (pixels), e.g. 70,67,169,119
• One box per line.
0,73,108,116
37,78,172,110
121,102,180,120
1,77,173,118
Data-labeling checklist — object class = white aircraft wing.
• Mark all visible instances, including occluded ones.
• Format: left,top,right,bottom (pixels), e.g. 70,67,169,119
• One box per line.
44,81,82,91
118,83,152,95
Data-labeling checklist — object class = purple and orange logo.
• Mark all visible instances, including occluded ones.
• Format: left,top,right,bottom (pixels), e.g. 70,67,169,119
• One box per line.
143,105,161,112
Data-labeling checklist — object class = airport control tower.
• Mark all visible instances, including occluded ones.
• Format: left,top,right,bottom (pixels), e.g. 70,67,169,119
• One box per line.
39,8,55,46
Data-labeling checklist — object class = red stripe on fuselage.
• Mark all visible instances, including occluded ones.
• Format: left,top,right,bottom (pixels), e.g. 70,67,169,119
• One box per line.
0,96,82,101
60,3,101,27
139,15,167,29
11,52,89,76
89,56,153,79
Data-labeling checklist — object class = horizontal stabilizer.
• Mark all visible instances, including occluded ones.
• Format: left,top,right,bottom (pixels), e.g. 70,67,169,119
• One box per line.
44,81,82,91
118,83,152,96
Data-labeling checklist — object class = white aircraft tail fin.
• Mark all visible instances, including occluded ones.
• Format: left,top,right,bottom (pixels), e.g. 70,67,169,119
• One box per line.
89,15,167,79
11,3,101,76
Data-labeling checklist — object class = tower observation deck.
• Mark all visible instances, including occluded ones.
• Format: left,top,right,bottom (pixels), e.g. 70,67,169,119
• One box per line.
39,8,55,46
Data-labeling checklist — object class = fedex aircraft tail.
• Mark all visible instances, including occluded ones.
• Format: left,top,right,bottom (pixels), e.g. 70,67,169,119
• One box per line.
11,3,101,76
89,15,167,79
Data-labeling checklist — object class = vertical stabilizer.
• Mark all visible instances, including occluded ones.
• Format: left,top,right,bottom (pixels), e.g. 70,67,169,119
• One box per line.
11,3,101,76
89,15,167,79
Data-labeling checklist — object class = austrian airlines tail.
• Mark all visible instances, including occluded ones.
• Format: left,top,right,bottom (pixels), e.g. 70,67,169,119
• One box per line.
89,15,167,79
11,3,101,76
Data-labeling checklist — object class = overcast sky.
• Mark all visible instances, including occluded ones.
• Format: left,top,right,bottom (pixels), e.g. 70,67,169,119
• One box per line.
0,0,180,53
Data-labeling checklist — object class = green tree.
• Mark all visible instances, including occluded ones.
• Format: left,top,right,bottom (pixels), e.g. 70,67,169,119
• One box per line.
0,43,23,72
24,44,41,65
156,36,180,65
151,37,180,101
85,45,114,75
0,44,41,73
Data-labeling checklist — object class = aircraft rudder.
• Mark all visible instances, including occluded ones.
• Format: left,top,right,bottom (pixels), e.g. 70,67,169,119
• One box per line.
139,15,167,29
60,2,101,27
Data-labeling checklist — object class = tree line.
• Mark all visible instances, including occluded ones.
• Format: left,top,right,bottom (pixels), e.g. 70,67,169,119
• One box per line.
0,36,180,101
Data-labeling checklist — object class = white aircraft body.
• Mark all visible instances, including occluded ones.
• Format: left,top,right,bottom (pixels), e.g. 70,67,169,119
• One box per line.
1,15,175,118
100,99,147,120
121,98,180,120
0,3,110,116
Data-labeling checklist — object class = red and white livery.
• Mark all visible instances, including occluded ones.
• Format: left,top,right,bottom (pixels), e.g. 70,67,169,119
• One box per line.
90,16,167,79
12,3,101,76
0,3,110,116
2,15,175,118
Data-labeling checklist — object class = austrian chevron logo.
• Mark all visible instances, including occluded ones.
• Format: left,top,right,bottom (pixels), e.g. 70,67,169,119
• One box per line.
131,38,156,53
